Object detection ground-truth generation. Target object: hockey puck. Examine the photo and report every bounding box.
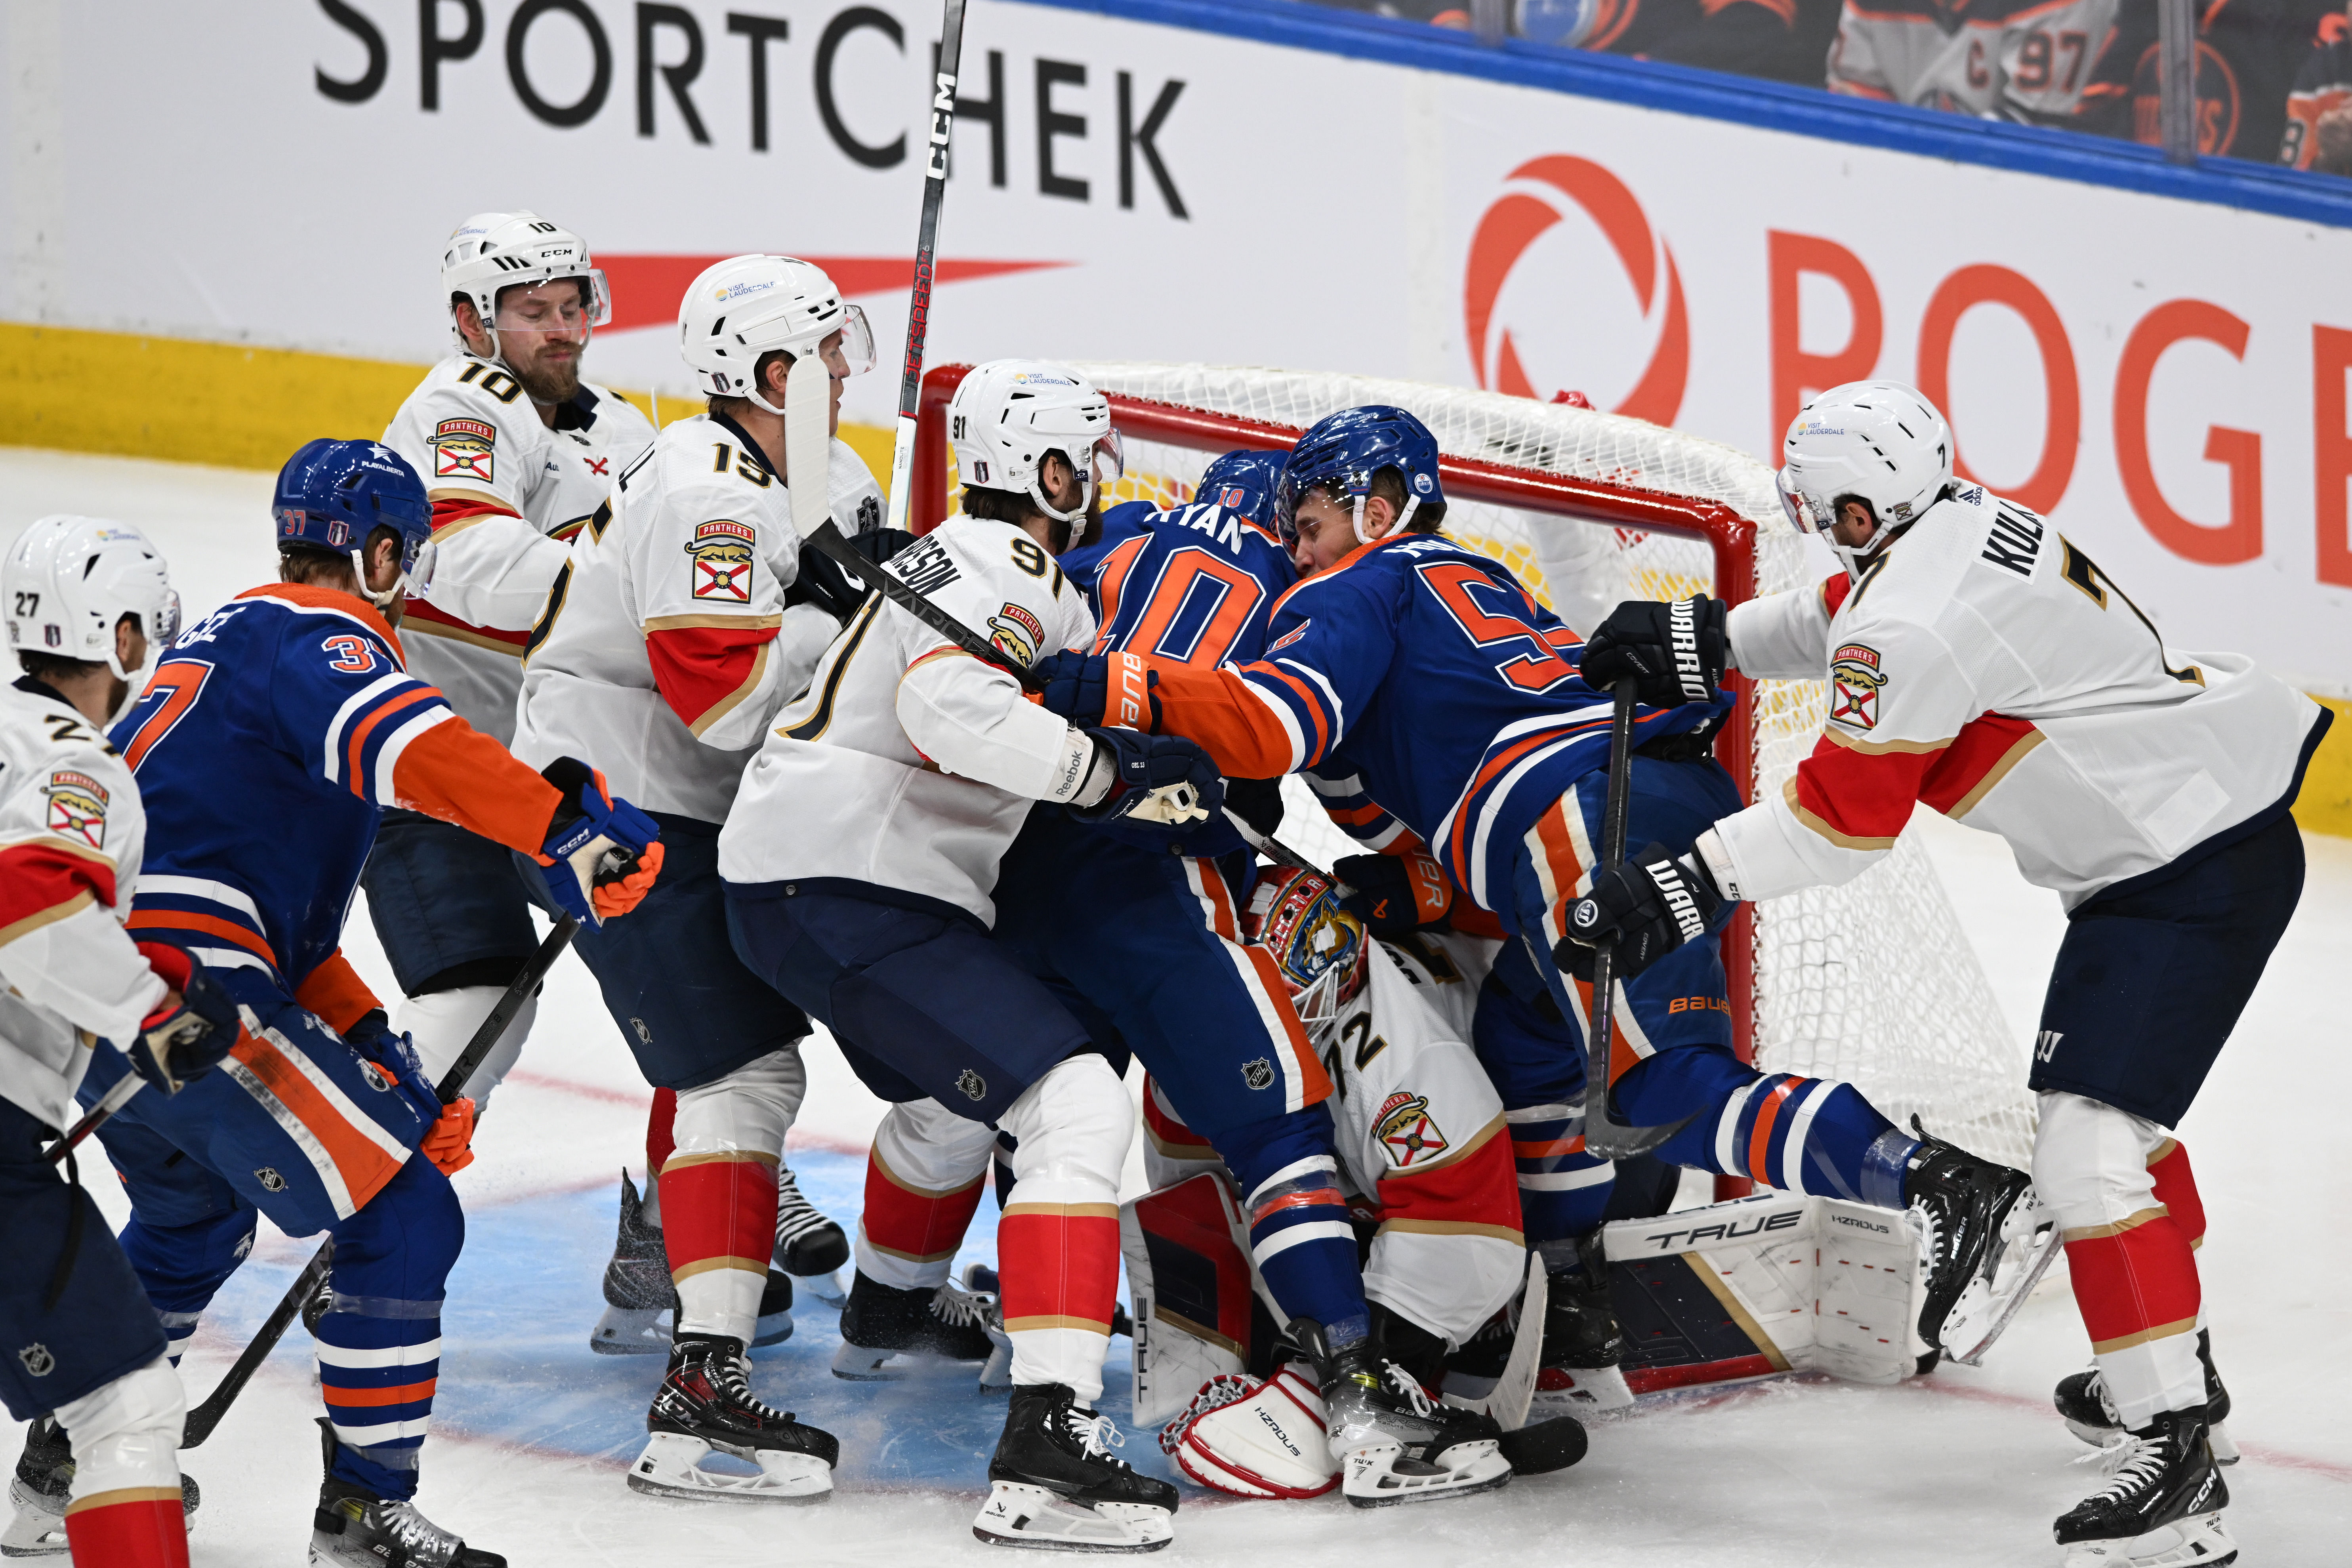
[1497,1416,1587,1475]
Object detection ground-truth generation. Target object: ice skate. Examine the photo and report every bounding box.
[2055,1330,2238,1464]
[1532,1237,1633,1413]
[590,1172,795,1354]
[4,1416,198,1558]
[1297,1320,1513,1508]
[974,1383,1176,1551]
[311,1421,501,1566]
[773,1164,851,1296]
[1901,1124,2035,1360]
[626,1333,837,1503]
[2054,1407,2235,1568]
[1936,1173,2058,1366]
[830,1270,996,1379]
[958,1263,1016,1392]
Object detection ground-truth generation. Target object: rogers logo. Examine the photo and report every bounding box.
[1464,155,1688,426]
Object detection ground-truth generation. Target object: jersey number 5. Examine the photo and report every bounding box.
[1418,561,1577,692]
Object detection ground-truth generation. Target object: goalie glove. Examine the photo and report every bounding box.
[1065,727,1222,827]
[535,757,665,927]
[126,943,239,1094]
[1555,842,1726,979]
[1576,595,1728,708]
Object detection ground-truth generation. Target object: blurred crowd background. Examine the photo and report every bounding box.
[1313,0,2352,173]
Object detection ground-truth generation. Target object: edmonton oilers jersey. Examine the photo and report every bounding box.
[1230,534,1728,922]
[1076,497,1298,857]
[109,585,460,992]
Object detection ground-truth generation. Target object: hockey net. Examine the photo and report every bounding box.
[913,364,2036,1171]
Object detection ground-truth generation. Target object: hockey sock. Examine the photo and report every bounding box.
[1506,1102,1613,1244]
[2036,1091,2204,1427]
[1614,1048,1913,1205]
[996,1056,1131,1406]
[318,1154,462,1499]
[643,1088,677,1228]
[663,1048,807,1341]
[2147,1137,2205,1250]
[392,982,537,1108]
[118,1204,259,1366]
[1217,1106,1369,1351]
[56,1359,186,1568]
[856,1099,996,1290]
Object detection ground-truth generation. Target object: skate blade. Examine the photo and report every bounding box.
[1532,1363,1635,1413]
[795,1268,849,1309]
[750,1307,795,1349]
[1340,1440,1514,1509]
[830,1341,984,1381]
[2060,1510,2237,1568]
[1944,1215,2061,1367]
[625,1432,833,1504]
[2208,1422,2239,1466]
[972,1483,1172,1552]
[590,1303,673,1357]
[978,1339,1015,1393]
[1,1482,66,1558]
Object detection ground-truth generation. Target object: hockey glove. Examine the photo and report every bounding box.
[1225,776,1286,844]
[420,1098,477,1176]
[1069,727,1223,827]
[1333,850,1454,937]
[1555,842,1725,979]
[1032,650,1160,731]
[536,757,666,927]
[790,527,917,621]
[127,943,239,1093]
[1577,596,1729,708]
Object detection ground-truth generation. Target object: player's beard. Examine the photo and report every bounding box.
[507,339,584,406]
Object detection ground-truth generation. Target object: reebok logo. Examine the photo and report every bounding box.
[1669,597,1706,700]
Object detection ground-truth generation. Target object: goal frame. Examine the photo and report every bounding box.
[912,361,1765,1088]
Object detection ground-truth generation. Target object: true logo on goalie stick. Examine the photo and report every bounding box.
[1828,643,1885,731]
[957,1068,988,1102]
[430,417,496,483]
[988,602,1045,666]
[1373,1091,1448,1167]
[1240,1058,1275,1091]
[43,770,109,850]
[686,519,756,603]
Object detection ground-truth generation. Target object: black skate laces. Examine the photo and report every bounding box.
[689,1345,796,1423]
[773,1170,834,1246]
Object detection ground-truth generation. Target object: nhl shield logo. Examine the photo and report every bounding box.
[1241,1058,1276,1091]
[957,1068,988,1102]
[359,1061,391,1092]
[256,1167,288,1193]
[17,1343,54,1377]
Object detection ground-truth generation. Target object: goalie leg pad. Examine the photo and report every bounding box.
[1166,1366,1337,1499]
[1120,1175,1260,1430]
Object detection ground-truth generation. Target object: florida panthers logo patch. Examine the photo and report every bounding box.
[431,417,496,483]
[687,519,756,603]
[1373,1091,1448,1169]
[1241,1058,1276,1091]
[1828,643,1886,731]
[957,1068,988,1102]
[43,770,109,850]
[988,603,1044,667]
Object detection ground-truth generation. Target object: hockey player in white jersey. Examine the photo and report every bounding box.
[513,254,892,1498]
[1566,380,2328,1568]
[0,517,233,1566]
[721,360,1214,1550]
[371,212,657,1104]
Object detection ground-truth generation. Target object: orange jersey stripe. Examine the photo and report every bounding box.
[229,1030,404,1207]
[293,951,383,1036]
[1747,1077,1801,1184]
[127,910,277,967]
[320,1378,437,1408]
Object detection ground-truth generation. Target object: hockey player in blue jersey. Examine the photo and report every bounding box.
[86,439,663,1568]
[1030,406,2036,1382]
[1003,449,1517,1506]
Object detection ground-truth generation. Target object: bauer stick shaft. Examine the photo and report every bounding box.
[803,521,1323,871]
[1581,680,1698,1160]
[181,915,580,1448]
[883,0,969,533]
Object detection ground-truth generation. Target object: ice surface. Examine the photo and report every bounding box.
[3,450,2345,1564]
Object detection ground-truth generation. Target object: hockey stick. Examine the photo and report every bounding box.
[802,521,1323,869]
[45,1072,146,1166]
[181,915,581,1448]
[882,0,969,532]
[1581,680,1699,1161]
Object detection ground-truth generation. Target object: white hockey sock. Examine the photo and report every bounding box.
[393,984,539,1106]
[994,1055,1133,1406]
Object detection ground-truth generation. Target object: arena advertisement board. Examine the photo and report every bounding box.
[6,0,2351,686]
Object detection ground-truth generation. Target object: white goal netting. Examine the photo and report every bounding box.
[986,363,2037,1170]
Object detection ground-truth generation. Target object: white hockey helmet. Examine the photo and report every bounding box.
[677,254,875,417]
[947,360,1123,526]
[1777,380,1953,570]
[441,211,611,350]
[4,515,180,719]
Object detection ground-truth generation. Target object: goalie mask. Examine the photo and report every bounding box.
[441,211,611,358]
[1242,867,1368,1031]
[677,254,875,418]
[947,360,1124,527]
[4,515,181,725]
[1777,381,1953,578]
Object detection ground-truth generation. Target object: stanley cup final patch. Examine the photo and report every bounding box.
[1828,643,1887,731]
[430,417,497,483]
[686,519,757,603]
[43,770,109,850]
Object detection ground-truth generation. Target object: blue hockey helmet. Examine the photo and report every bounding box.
[1274,405,1445,547]
[272,439,435,607]
[1196,449,1286,534]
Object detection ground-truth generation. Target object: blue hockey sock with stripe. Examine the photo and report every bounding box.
[1215,1106,1370,1351]
[1504,1102,1614,1246]
[1614,1046,1919,1207]
[317,1154,463,1499]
